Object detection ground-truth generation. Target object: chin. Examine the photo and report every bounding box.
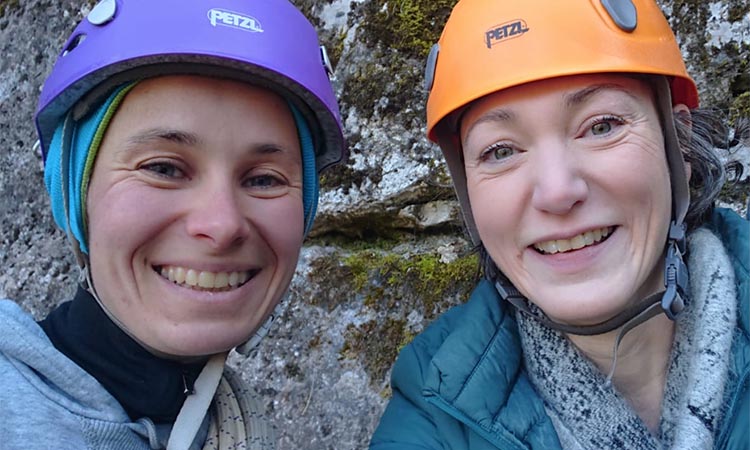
[161,341,237,358]
[533,295,632,327]
[150,327,253,358]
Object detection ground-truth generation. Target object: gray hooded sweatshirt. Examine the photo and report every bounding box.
[0,299,206,449]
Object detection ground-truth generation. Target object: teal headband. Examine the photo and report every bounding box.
[44,82,320,254]
[292,103,319,235]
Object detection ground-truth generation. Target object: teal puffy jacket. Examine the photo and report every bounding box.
[370,208,749,449]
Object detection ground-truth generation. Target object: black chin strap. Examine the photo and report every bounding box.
[497,283,667,337]
[495,220,690,382]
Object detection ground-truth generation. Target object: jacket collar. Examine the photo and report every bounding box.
[709,208,749,337]
[421,280,555,446]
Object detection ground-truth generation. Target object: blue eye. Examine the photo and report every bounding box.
[246,174,282,189]
[492,146,515,160]
[591,121,612,135]
[142,162,185,179]
[481,143,517,162]
[588,116,624,137]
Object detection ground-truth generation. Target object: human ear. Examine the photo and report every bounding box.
[672,103,691,128]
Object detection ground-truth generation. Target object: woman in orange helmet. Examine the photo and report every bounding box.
[370,0,748,449]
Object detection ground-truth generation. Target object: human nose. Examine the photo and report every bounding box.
[529,145,588,215]
[185,180,251,250]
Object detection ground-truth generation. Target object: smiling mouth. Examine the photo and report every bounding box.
[155,265,259,291]
[533,226,614,255]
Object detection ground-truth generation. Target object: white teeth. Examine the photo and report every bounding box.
[174,267,186,284]
[215,272,229,287]
[228,271,239,287]
[198,271,215,288]
[158,266,254,290]
[570,234,585,250]
[534,227,613,255]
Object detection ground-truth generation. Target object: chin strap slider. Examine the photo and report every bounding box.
[661,221,689,320]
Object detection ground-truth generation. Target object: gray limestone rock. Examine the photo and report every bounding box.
[0,1,748,449]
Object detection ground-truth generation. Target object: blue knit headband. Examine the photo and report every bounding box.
[44,82,319,254]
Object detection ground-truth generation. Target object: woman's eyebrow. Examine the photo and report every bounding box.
[563,83,639,108]
[463,108,515,142]
[127,128,201,147]
[122,129,296,159]
[254,144,284,155]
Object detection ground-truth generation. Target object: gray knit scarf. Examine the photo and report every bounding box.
[517,228,738,450]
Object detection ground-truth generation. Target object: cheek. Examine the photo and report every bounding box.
[254,197,305,260]
[467,169,522,228]
[87,186,179,260]
[609,149,672,212]
[467,176,522,259]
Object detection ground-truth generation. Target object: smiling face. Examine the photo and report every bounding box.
[86,75,304,356]
[461,74,672,325]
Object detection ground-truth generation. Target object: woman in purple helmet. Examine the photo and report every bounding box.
[0,0,344,448]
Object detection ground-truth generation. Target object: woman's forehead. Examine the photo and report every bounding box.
[460,73,654,135]
[107,75,297,142]
[120,75,289,114]
[94,75,302,170]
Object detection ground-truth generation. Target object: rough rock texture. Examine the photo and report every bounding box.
[0,1,747,449]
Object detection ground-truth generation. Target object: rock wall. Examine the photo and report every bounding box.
[0,1,747,448]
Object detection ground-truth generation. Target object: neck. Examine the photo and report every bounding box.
[567,314,675,433]
[39,286,208,422]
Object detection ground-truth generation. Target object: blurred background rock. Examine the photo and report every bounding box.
[0,0,747,448]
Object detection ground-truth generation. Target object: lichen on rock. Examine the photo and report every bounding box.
[326,242,479,387]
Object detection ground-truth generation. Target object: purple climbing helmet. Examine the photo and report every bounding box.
[35,0,345,171]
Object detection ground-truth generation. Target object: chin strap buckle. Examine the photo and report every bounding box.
[661,221,689,320]
[494,279,530,311]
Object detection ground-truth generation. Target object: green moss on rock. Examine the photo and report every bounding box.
[0,0,20,17]
[343,249,478,313]
[727,1,749,22]
[341,0,457,120]
[719,175,749,207]
[730,92,750,124]
[319,160,383,192]
[308,244,478,386]
[663,0,749,109]
[337,248,478,386]
[306,252,358,311]
[326,28,348,69]
[341,318,409,386]
[357,0,457,59]
[340,57,424,120]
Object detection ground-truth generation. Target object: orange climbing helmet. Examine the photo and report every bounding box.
[425,0,698,141]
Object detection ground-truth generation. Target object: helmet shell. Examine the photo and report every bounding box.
[35,0,344,171]
[426,0,698,140]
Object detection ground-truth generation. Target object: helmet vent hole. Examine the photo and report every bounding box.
[320,46,334,79]
[424,44,440,92]
[61,34,87,57]
[87,0,117,26]
[601,0,637,32]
